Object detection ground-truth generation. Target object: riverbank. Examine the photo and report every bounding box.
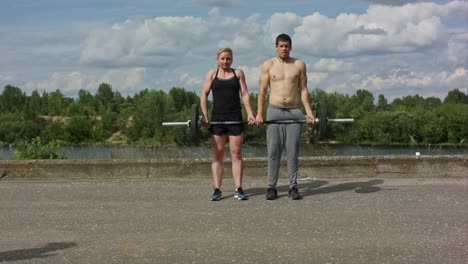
[1,155,466,181]
[2,144,467,160]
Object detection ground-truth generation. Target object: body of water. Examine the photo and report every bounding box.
[1,144,467,160]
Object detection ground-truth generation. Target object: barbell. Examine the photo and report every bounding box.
[162,103,354,141]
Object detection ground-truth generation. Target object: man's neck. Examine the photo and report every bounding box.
[276,56,290,63]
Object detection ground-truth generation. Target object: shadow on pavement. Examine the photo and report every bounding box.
[0,242,77,262]
[301,179,384,196]
[245,179,384,198]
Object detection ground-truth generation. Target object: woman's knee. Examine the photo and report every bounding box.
[212,149,225,162]
[229,144,242,160]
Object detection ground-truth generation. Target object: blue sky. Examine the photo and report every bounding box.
[1,0,466,101]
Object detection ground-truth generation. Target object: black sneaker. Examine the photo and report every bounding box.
[288,187,302,200]
[266,188,278,200]
[211,188,222,201]
[234,188,249,200]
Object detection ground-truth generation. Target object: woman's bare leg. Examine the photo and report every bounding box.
[211,134,226,188]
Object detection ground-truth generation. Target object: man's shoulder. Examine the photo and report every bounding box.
[261,58,276,70]
[262,57,276,65]
[263,57,305,65]
[290,57,305,65]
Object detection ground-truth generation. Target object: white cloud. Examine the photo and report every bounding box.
[365,1,466,23]
[78,1,465,67]
[31,68,149,96]
[359,68,468,95]
[179,72,203,88]
[100,68,147,93]
[447,32,468,67]
[309,72,329,88]
[237,65,261,91]
[313,59,354,73]
[37,72,90,95]
[358,0,423,5]
[264,12,303,42]
[292,1,466,56]
[208,7,220,17]
[310,64,468,100]
[229,14,264,54]
[0,74,13,84]
[1,1,466,101]
[80,16,211,67]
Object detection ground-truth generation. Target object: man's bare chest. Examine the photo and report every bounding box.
[269,59,300,81]
[270,67,300,83]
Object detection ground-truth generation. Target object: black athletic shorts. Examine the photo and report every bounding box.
[209,124,245,136]
[209,112,245,136]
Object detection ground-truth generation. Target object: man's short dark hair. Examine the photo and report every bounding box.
[276,33,292,46]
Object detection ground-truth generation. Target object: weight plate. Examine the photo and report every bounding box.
[316,103,327,140]
[190,104,199,143]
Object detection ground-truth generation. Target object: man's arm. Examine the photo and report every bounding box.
[256,61,270,124]
[299,61,314,124]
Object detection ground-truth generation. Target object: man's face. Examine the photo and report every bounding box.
[276,41,291,59]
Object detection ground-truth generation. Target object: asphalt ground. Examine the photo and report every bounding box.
[0,178,467,264]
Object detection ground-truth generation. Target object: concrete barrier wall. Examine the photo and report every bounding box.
[0,155,466,181]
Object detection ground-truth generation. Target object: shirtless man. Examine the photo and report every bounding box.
[256,33,314,200]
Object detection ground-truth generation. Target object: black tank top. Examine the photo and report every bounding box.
[210,68,242,119]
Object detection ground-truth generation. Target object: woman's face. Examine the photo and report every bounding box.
[217,51,233,69]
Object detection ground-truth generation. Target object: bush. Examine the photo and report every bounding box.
[11,137,63,160]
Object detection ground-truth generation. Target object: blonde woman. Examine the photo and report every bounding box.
[200,47,255,201]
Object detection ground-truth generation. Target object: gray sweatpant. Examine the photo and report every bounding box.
[266,105,303,189]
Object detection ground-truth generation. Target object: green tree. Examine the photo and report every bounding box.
[48,90,66,115]
[424,97,442,109]
[41,120,67,142]
[95,83,115,113]
[113,90,125,114]
[355,111,418,144]
[0,85,26,113]
[376,94,388,111]
[65,115,93,144]
[349,89,374,117]
[355,113,386,144]
[415,110,444,144]
[169,87,199,112]
[100,110,118,139]
[125,89,174,143]
[383,111,418,143]
[391,95,425,111]
[0,113,42,143]
[322,92,352,142]
[310,88,328,105]
[78,89,95,116]
[41,91,49,114]
[444,89,467,104]
[24,90,42,118]
[438,104,468,143]
[91,122,105,142]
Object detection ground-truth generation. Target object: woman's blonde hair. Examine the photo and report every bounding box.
[217,47,233,58]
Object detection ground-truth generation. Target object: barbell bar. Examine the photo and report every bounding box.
[162,103,354,141]
[162,118,353,126]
